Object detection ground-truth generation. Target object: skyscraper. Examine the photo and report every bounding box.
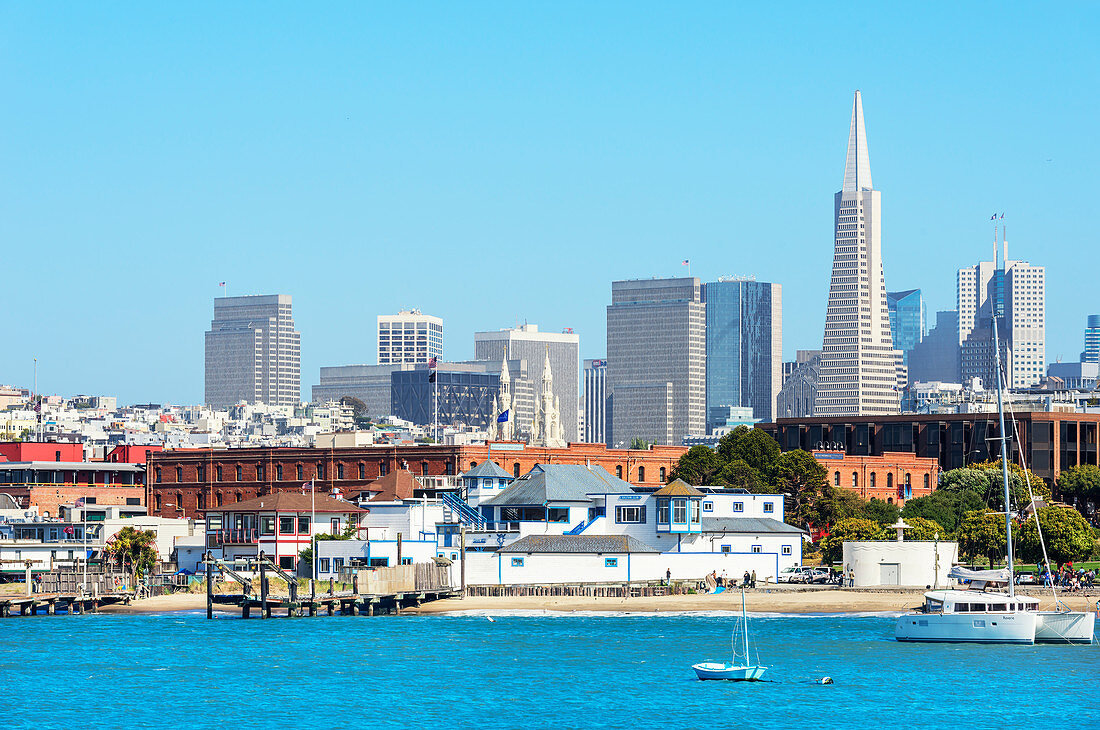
[1082,315,1100,364]
[814,91,900,416]
[205,294,301,408]
[606,277,706,445]
[377,310,443,364]
[887,289,926,366]
[907,310,961,385]
[474,324,580,442]
[583,358,607,444]
[957,243,1045,388]
[703,278,782,427]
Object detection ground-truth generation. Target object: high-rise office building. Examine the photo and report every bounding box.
[907,311,961,385]
[474,325,579,442]
[703,278,782,427]
[957,243,1045,388]
[583,358,607,444]
[606,277,706,446]
[377,310,443,365]
[887,289,925,366]
[1082,315,1100,364]
[814,91,899,416]
[205,294,301,408]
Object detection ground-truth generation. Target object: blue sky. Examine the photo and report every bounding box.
[2,4,1097,404]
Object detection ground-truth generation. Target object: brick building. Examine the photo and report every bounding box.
[146,442,689,519]
[0,442,146,516]
[760,411,1100,486]
[812,450,939,505]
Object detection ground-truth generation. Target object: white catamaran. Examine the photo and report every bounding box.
[895,234,1095,645]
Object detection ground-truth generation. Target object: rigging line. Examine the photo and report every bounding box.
[1005,407,1061,606]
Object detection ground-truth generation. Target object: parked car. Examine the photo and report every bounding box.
[777,566,806,583]
[1015,572,1038,585]
[807,567,832,584]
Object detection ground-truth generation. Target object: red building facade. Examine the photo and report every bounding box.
[812,450,940,506]
[146,442,689,519]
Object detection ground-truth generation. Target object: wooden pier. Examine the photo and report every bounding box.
[0,592,129,617]
[204,553,458,619]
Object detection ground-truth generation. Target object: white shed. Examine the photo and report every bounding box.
[842,540,958,588]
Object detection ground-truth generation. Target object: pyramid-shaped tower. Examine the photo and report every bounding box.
[814,91,900,416]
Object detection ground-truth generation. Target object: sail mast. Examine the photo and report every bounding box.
[991,227,1015,598]
[741,588,749,662]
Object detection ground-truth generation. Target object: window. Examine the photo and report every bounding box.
[616,465,623,479]
[401,558,413,566]
[702,501,714,512]
[296,464,303,480]
[257,465,265,481]
[298,517,310,533]
[720,544,731,554]
[358,463,365,479]
[615,506,645,523]
[763,502,775,513]
[337,464,345,480]
[154,494,162,511]
[511,557,524,567]
[513,463,520,478]
[235,492,242,503]
[368,558,387,567]
[236,465,243,481]
[279,517,295,534]
[733,502,744,513]
[216,493,223,507]
[689,499,700,523]
[317,463,324,480]
[659,467,666,481]
[657,499,670,523]
[176,467,182,482]
[260,517,275,536]
[333,557,344,572]
[887,473,894,489]
[276,465,284,481]
[319,558,331,573]
[870,472,876,488]
[215,466,223,482]
[834,471,840,486]
[331,518,340,533]
[197,465,205,482]
[547,507,570,523]
[279,556,295,570]
[154,467,162,483]
[604,558,618,568]
[673,499,687,523]
[637,466,645,482]
[782,545,792,556]
[852,472,858,488]
[924,474,930,490]
[175,492,182,510]
[197,493,206,509]
[751,545,762,554]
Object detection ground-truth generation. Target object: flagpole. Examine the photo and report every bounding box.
[311,479,316,597]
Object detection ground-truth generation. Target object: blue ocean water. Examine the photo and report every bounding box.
[4,610,1096,729]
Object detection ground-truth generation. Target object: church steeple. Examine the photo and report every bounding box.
[842,90,873,193]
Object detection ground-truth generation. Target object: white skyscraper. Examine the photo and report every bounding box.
[957,241,1045,389]
[814,91,900,416]
[377,310,443,365]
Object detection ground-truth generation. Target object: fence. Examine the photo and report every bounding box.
[338,563,453,594]
[34,568,133,596]
[465,582,690,599]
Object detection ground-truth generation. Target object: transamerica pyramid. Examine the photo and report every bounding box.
[813,91,900,416]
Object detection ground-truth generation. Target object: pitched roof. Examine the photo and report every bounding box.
[654,479,705,497]
[499,534,660,554]
[462,460,512,479]
[205,492,364,513]
[482,464,634,506]
[702,517,805,535]
[361,469,420,502]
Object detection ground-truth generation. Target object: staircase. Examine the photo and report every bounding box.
[565,515,601,535]
[441,491,487,529]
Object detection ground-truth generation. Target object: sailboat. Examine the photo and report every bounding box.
[692,589,766,680]
[895,234,1095,645]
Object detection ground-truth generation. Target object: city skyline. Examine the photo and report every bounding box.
[3,6,1097,404]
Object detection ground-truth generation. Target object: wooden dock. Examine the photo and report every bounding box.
[0,592,130,617]
[204,553,458,619]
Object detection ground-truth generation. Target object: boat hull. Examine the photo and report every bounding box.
[895,611,1036,644]
[1035,611,1095,644]
[692,663,767,681]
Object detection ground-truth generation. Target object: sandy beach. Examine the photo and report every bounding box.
[81,587,1100,615]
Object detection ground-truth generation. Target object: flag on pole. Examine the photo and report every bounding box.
[428,356,438,383]
[990,214,997,220]
[219,282,226,286]
[682,259,689,265]
[497,409,510,423]
[1000,213,1005,219]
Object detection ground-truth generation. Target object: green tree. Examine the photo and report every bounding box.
[956,510,1007,566]
[1017,506,1094,566]
[821,518,884,564]
[715,426,751,464]
[668,445,722,486]
[104,526,159,578]
[772,449,828,527]
[715,459,765,492]
[726,428,781,478]
[963,459,1053,507]
[901,489,983,535]
[897,516,945,541]
[1056,464,1100,506]
[629,437,651,450]
[804,484,867,530]
[862,497,900,526]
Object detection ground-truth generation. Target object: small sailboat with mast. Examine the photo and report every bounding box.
[692,589,766,681]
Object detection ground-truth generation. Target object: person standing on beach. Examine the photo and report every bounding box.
[665,568,671,586]
[750,570,757,588]
[742,570,750,588]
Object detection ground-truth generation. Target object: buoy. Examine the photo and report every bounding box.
[819,677,834,685]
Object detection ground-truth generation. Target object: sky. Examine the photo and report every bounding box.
[2,4,1098,404]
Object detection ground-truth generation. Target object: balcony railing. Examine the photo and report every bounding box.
[211,528,259,545]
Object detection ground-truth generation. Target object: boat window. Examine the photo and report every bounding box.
[989,603,1006,612]
[955,603,969,612]
[926,599,943,613]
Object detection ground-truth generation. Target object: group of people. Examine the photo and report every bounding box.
[1039,563,1095,592]
[705,569,757,589]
